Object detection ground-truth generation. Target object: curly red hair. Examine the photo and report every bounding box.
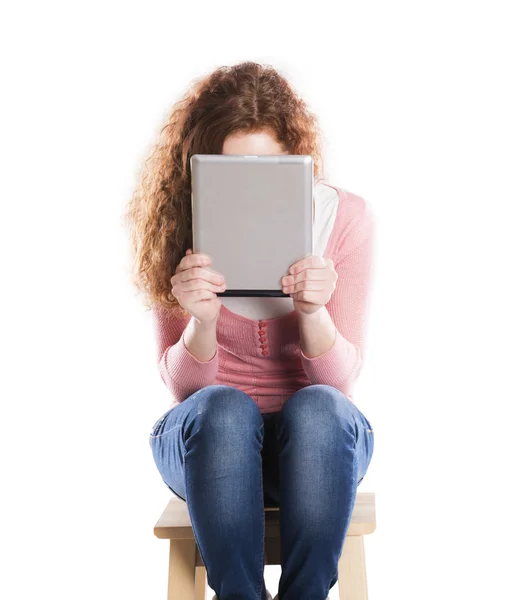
[123,61,326,314]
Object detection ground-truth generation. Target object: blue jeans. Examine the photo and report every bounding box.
[149,384,374,600]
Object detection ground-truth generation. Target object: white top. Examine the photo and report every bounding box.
[221,181,340,319]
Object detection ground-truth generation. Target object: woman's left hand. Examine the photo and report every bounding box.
[281,256,338,316]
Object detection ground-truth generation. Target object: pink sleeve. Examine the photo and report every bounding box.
[300,201,375,397]
[152,303,219,403]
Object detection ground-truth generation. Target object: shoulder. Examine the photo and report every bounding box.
[152,300,190,327]
[328,185,375,261]
[315,181,339,202]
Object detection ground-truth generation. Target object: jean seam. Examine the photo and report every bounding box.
[148,424,182,439]
[358,421,374,483]
[183,418,210,588]
[258,419,265,600]
[258,460,265,600]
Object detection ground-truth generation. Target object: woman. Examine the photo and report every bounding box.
[125,61,375,600]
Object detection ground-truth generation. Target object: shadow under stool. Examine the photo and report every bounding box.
[153,491,376,600]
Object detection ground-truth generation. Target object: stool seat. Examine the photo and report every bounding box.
[153,491,376,599]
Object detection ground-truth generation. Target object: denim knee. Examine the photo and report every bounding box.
[195,385,264,434]
[281,384,357,432]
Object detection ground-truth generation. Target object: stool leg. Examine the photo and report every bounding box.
[337,535,368,600]
[195,566,208,600]
[168,539,196,600]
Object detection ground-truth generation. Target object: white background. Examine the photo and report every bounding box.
[1,1,511,599]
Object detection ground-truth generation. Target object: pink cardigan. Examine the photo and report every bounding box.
[152,182,375,413]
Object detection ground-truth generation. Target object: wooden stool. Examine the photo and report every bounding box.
[153,491,376,600]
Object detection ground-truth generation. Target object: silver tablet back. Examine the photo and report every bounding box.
[190,154,313,297]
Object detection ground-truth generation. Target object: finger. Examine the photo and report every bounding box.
[285,280,326,293]
[173,265,225,287]
[183,288,219,304]
[289,255,327,275]
[175,250,212,274]
[282,268,328,286]
[292,290,326,303]
[176,278,226,295]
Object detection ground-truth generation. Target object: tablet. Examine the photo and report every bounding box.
[190,154,313,297]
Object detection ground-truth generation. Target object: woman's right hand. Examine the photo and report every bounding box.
[171,248,226,323]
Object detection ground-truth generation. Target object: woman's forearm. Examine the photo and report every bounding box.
[183,315,219,362]
[297,306,337,358]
